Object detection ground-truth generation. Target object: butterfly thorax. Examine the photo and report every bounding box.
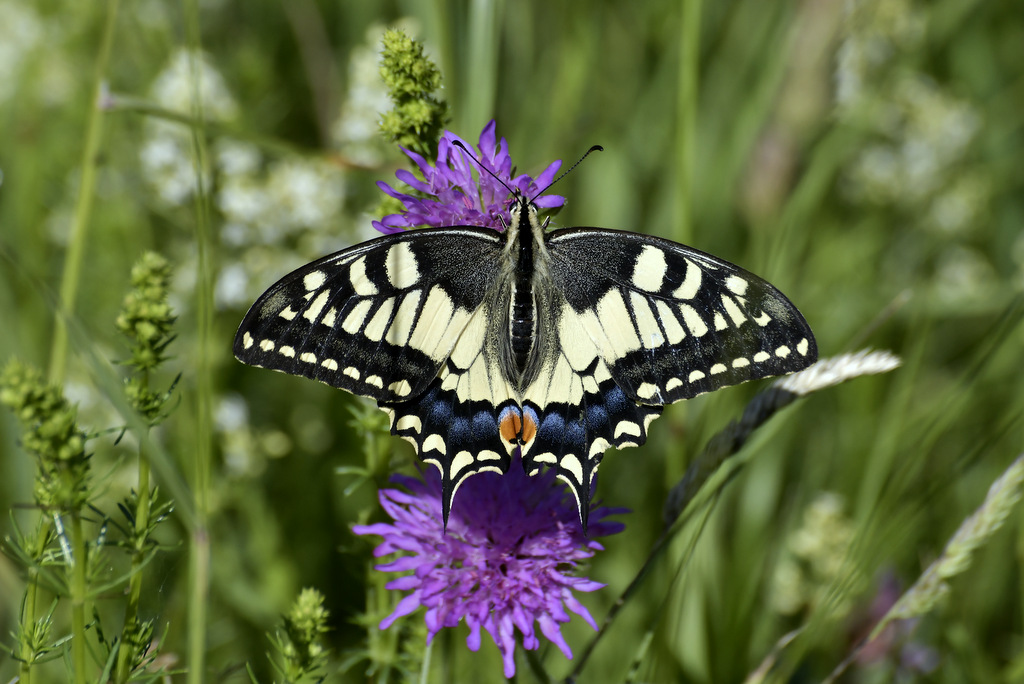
[497,197,560,394]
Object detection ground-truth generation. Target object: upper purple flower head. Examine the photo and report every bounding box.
[373,120,565,234]
[353,456,625,678]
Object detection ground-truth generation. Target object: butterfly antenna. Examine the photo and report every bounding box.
[451,139,518,198]
[531,144,603,202]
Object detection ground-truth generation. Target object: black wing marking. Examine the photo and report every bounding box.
[233,227,505,403]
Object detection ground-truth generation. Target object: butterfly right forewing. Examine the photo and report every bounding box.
[544,227,817,406]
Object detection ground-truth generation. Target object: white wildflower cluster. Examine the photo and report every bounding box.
[215,141,346,244]
[217,393,261,477]
[932,246,998,307]
[771,492,856,617]
[150,50,238,122]
[140,50,238,205]
[0,2,43,105]
[139,51,347,309]
[331,26,392,167]
[214,393,296,478]
[0,1,73,107]
[835,0,924,111]
[836,0,989,236]
[843,77,983,222]
[213,140,346,309]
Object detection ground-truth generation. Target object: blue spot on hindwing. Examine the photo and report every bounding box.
[537,411,566,441]
[523,404,539,430]
[471,410,495,440]
[604,385,631,414]
[585,403,609,431]
[449,417,471,445]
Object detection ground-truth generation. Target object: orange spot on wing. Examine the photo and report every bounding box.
[521,411,537,445]
[499,408,522,445]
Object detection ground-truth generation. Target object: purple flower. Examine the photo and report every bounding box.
[352,458,625,678]
[373,120,565,234]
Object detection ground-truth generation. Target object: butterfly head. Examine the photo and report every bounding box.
[504,194,550,247]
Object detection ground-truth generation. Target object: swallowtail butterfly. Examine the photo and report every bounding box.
[234,195,817,529]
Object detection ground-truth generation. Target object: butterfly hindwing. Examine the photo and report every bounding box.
[520,349,663,529]
[509,227,817,520]
[382,300,519,522]
[234,227,505,403]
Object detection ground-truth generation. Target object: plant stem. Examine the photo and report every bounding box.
[48,0,121,384]
[675,0,702,246]
[113,443,152,683]
[183,1,214,681]
[463,0,500,133]
[188,529,210,684]
[69,513,89,684]
[19,517,54,684]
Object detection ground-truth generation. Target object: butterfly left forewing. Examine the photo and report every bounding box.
[234,226,506,402]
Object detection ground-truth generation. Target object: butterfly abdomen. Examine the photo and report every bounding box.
[509,281,535,375]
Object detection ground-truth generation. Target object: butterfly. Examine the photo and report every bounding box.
[234,194,817,530]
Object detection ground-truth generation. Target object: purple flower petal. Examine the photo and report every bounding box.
[350,522,394,537]
[380,592,422,629]
[538,613,573,658]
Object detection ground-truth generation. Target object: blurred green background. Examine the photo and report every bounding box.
[1,0,1022,681]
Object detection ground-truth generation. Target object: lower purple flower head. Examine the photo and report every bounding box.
[373,120,565,233]
[353,457,625,678]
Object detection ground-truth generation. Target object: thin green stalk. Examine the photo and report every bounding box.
[18,597,34,684]
[113,446,151,683]
[49,0,121,384]
[523,647,552,684]
[69,513,88,684]
[368,569,399,682]
[675,0,702,246]
[463,0,501,133]
[188,534,210,684]
[20,517,54,684]
[429,0,454,113]
[183,1,214,681]
[418,638,433,684]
